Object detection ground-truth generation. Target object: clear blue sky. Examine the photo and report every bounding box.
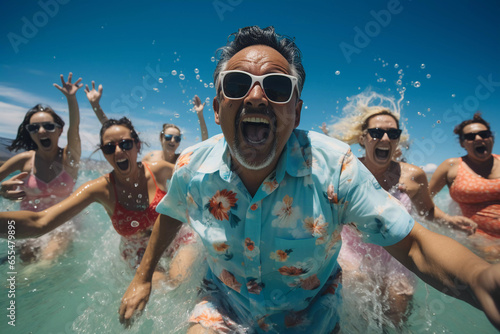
[1,0,499,171]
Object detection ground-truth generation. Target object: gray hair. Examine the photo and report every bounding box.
[213,26,305,98]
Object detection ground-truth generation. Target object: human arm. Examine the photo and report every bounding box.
[385,223,500,330]
[429,158,458,197]
[85,81,108,124]
[0,177,106,238]
[319,122,329,135]
[0,152,31,200]
[119,214,182,325]
[193,95,208,141]
[409,164,477,234]
[53,73,83,174]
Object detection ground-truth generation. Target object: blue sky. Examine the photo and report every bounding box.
[1,0,499,171]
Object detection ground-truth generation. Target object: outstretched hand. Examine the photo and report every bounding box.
[118,277,152,327]
[473,263,500,330]
[84,81,103,105]
[192,95,205,115]
[53,72,83,97]
[0,172,28,201]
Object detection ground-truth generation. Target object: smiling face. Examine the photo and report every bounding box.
[161,126,181,154]
[101,125,140,175]
[461,123,494,162]
[361,114,399,170]
[213,45,302,173]
[29,112,63,152]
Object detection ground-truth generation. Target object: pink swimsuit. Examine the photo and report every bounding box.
[449,155,500,238]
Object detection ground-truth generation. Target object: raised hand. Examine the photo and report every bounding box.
[53,72,83,97]
[192,95,205,116]
[84,81,103,105]
[319,122,329,135]
[0,172,28,201]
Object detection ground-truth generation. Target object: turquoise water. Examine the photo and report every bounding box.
[0,163,497,333]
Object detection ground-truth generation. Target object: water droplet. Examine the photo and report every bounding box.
[205,97,210,104]
[451,94,456,98]
[209,83,214,88]
[152,40,155,45]
[335,70,340,75]
[171,70,177,76]
[396,80,402,86]
[138,194,143,199]
[194,68,199,74]
[131,221,139,228]
[34,199,40,204]
[196,74,200,80]
[426,74,431,79]
[179,74,185,80]
[134,183,139,187]
[153,87,159,92]
[394,64,399,69]
[427,108,431,111]
[437,120,441,124]
[128,194,132,199]
[204,83,208,88]
[420,64,425,69]
[211,56,215,62]
[174,113,180,118]
[413,81,421,88]
[158,78,163,84]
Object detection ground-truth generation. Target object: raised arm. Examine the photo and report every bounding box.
[85,81,108,125]
[193,95,208,141]
[53,72,83,175]
[0,176,107,238]
[119,214,182,325]
[385,223,500,330]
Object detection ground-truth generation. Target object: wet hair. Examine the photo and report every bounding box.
[159,123,181,141]
[213,26,306,98]
[454,112,492,142]
[329,90,409,153]
[99,117,141,152]
[8,104,65,152]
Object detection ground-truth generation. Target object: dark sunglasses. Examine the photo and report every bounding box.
[462,130,492,141]
[100,139,135,155]
[25,122,61,134]
[367,128,402,140]
[218,70,298,104]
[164,134,181,143]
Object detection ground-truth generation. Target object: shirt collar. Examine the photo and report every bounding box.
[197,130,312,181]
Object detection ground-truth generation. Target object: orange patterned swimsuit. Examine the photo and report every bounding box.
[450,155,500,238]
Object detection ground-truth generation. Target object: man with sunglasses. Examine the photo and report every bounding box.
[120,26,500,332]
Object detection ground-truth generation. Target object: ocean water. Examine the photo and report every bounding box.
[0,162,498,333]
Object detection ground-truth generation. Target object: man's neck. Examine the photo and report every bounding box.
[232,160,276,197]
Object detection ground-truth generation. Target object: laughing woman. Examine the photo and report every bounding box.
[429,112,500,261]
[0,118,198,285]
[324,91,476,328]
[0,73,82,263]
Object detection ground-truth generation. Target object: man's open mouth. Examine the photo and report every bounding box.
[241,117,271,144]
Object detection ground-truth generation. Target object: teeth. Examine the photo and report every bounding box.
[377,147,389,151]
[242,117,269,124]
[117,159,127,162]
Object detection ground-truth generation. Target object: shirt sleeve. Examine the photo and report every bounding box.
[337,151,414,247]
[156,166,191,224]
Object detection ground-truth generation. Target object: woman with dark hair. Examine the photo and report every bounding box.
[430,112,500,258]
[0,117,198,285]
[0,73,82,262]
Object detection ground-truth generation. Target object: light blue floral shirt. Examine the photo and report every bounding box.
[156,130,414,330]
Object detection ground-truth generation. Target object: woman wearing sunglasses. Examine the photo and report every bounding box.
[0,73,83,263]
[0,117,198,285]
[323,91,476,328]
[143,95,209,164]
[429,112,500,258]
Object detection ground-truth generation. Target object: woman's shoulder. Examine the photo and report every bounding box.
[142,150,163,162]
